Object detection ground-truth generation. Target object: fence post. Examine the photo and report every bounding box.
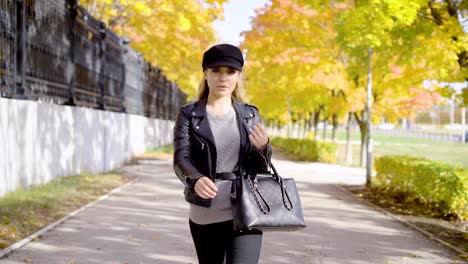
[66,0,77,106]
[165,79,170,120]
[13,0,26,99]
[98,22,106,110]
[0,0,14,97]
[120,38,130,112]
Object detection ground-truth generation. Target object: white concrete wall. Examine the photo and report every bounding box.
[0,98,174,196]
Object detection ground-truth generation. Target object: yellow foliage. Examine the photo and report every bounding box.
[83,0,228,99]
[242,0,465,128]
[242,0,352,122]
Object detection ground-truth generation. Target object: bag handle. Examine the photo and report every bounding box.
[278,176,293,211]
[247,162,294,212]
[248,177,271,214]
[270,163,294,211]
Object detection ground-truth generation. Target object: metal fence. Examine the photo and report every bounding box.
[0,0,186,119]
[374,128,466,143]
[0,0,15,97]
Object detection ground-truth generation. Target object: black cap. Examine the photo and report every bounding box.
[202,44,244,71]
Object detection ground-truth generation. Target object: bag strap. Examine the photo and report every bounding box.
[270,163,294,211]
[278,177,294,210]
[248,177,271,214]
[244,162,294,212]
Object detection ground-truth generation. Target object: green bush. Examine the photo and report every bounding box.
[375,155,468,220]
[271,137,337,163]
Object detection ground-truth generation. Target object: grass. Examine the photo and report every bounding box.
[335,141,468,168]
[141,134,468,168]
[0,172,129,250]
[133,144,174,161]
[334,130,464,145]
[330,130,468,168]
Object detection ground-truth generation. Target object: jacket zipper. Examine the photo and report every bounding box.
[194,135,205,150]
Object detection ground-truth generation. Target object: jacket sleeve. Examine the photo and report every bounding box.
[248,108,272,174]
[173,108,204,192]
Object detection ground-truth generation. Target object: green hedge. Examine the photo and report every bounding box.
[271,137,337,163]
[375,155,468,220]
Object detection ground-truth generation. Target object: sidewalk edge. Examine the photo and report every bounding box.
[0,177,141,259]
[334,184,467,257]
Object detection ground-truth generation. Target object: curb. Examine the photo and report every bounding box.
[334,184,468,258]
[0,177,141,259]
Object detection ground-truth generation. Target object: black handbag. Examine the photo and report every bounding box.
[231,163,306,232]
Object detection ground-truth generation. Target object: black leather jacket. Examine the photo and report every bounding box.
[173,97,272,207]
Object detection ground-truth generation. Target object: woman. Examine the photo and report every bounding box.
[173,44,272,264]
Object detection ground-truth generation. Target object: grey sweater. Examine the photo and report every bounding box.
[189,106,240,225]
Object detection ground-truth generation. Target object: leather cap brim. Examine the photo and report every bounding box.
[204,60,242,72]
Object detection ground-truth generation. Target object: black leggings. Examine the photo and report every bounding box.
[189,219,263,264]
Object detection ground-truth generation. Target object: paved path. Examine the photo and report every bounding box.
[1,155,465,264]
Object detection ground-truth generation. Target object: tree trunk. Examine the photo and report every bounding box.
[346,112,353,165]
[313,111,320,141]
[332,112,338,142]
[402,118,407,130]
[450,95,455,126]
[354,112,368,167]
[322,119,327,141]
[296,113,302,138]
[308,112,313,135]
[360,124,367,167]
[305,112,313,139]
[462,107,466,143]
[302,115,308,139]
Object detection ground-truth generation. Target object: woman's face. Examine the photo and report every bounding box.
[205,66,240,99]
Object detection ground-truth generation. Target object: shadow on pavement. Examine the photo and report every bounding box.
[2,160,463,264]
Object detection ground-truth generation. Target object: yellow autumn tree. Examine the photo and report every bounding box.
[242,0,465,168]
[337,0,464,165]
[82,0,227,99]
[242,0,351,140]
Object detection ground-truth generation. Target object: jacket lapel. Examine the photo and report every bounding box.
[190,97,255,150]
[232,98,255,135]
[232,98,256,149]
[190,98,216,147]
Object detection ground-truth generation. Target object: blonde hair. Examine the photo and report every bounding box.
[197,70,246,102]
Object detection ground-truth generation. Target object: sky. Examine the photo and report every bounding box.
[212,0,269,46]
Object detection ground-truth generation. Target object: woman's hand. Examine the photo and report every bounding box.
[194,176,218,199]
[248,123,269,150]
